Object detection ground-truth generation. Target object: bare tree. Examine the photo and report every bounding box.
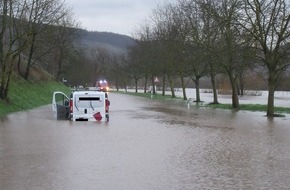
[21,0,68,79]
[199,0,252,109]
[151,3,188,98]
[0,0,30,100]
[241,0,290,116]
[126,40,144,93]
[48,12,80,81]
[134,24,152,93]
[133,22,163,95]
[179,0,210,102]
[0,0,76,100]
[0,0,11,100]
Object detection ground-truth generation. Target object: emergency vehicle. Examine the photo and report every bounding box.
[52,89,110,122]
[96,79,109,92]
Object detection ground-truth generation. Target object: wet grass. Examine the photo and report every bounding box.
[206,103,290,114]
[0,76,71,116]
[114,90,290,115]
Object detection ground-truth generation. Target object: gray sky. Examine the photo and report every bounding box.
[67,0,171,36]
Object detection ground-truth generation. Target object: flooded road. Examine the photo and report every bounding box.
[1,92,290,190]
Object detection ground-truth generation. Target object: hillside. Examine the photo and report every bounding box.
[78,30,135,53]
[0,66,71,116]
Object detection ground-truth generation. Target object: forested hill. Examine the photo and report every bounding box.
[78,29,135,53]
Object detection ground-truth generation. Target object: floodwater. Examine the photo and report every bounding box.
[1,92,290,190]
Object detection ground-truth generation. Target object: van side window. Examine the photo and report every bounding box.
[55,93,68,106]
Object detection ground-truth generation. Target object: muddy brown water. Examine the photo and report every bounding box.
[1,93,290,190]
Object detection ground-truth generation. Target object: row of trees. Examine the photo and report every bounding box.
[0,0,78,101]
[1,0,289,118]
[123,0,290,117]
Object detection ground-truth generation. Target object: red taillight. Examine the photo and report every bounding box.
[69,99,73,112]
[105,99,110,107]
[105,99,110,111]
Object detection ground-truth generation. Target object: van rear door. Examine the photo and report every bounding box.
[73,92,106,121]
[52,91,70,120]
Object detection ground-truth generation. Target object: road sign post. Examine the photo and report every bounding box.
[151,77,160,99]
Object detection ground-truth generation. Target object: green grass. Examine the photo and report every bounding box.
[207,103,290,114]
[114,90,290,114]
[0,76,71,116]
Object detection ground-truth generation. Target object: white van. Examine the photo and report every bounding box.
[52,90,110,122]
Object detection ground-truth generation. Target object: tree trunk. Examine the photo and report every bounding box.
[0,0,8,100]
[0,57,14,101]
[194,78,201,102]
[267,70,276,116]
[229,72,239,109]
[210,71,219,104]
[0,84,6,100]
[0,65,7,100]
[24,33,36,80]
[115,79,119,91]
[17,54,23,77]
[180,75,187,100]
[4,68,12,100]
[124,84,127,93]
[162,73,166,96]
[151,75,156,95]
[0,62,7,100]
[267,83,275,117]
[168,75,175,98]
[144,74,148,93]
[134,78,138,93]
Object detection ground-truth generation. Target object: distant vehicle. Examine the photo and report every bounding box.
[96,79,109,92]
[52,89,110,122]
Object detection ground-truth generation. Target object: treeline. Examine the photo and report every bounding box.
[0,0,135,103]
[0,0,79,101]
[117,0,290,117]
[2,0,290,118]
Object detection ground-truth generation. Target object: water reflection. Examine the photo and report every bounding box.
[139,100,290,189]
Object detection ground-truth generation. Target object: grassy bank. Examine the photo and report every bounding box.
[207,103,290,115]
[115,90,290,114]
[0,76,71,116]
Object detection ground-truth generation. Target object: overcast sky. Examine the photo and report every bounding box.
[67,0,173,37]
